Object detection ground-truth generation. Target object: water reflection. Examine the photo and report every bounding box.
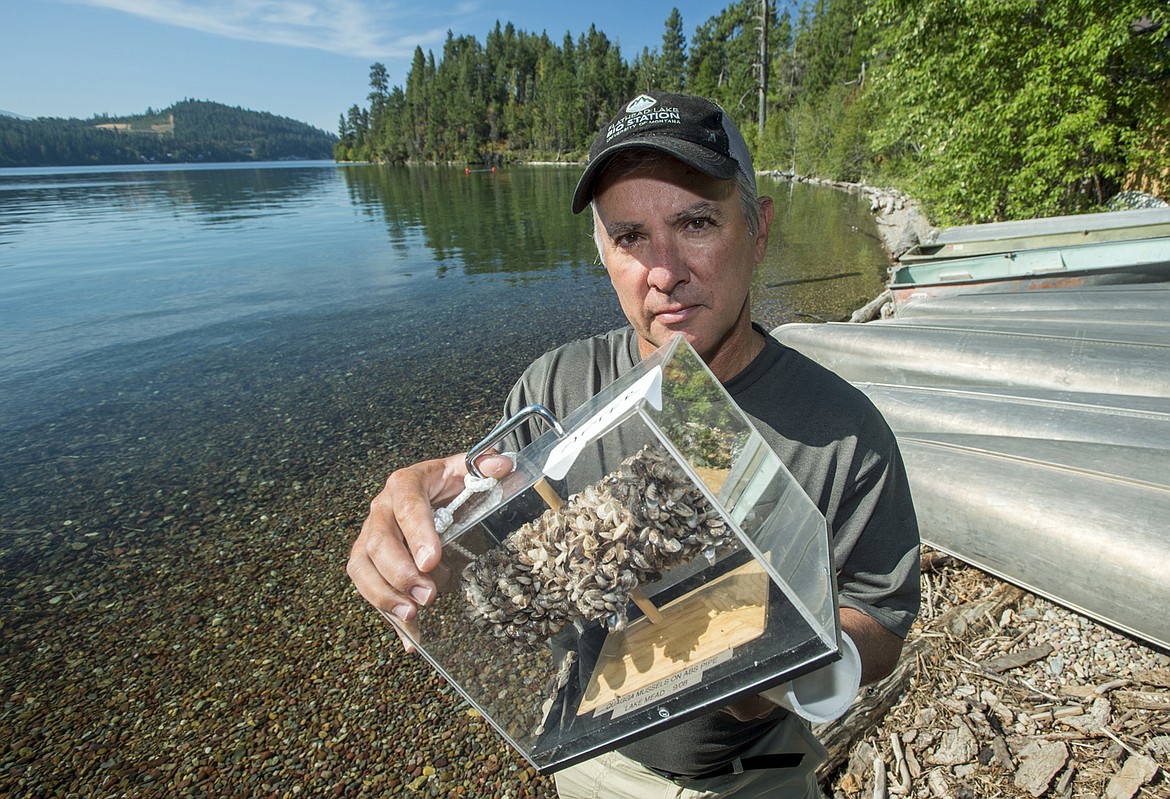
[0,165,891,405]
[0,162,627,433]
[753,177,890,325]
[341,165,600,277]
[336,166,890,315]
[0,162,341,238]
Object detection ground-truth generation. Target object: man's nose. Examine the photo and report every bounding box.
[645,236,688,292]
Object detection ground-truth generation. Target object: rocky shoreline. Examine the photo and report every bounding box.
[760,171,937,262]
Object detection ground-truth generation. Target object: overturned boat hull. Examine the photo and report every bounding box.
[772,285,1170,649]
[898,207,1170,262]
[889,236,1170,308]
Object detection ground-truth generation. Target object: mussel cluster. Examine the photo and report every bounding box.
[462,441,733,649]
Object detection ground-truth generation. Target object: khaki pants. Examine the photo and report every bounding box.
[553,713,827,799]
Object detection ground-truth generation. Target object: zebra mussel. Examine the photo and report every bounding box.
[462,441,733,649]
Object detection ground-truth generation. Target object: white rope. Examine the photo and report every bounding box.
[433,454,514,534]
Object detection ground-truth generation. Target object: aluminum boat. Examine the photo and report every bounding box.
[772,285,1170,649]
[898,207,1170,262]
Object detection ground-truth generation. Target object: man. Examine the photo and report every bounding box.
[347,92,920,798]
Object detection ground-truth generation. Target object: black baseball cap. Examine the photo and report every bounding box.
[571,92,756,214]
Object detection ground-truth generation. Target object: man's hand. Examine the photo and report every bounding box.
[346,451,513,651]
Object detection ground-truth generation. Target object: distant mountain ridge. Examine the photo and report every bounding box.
[0,100,337,168]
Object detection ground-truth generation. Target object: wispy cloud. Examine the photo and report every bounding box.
[67,0,461,59]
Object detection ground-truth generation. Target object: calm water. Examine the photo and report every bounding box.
[0,161,888,795]
[0,161,886,429]
[0,160,889,545]
[0,159,891,558]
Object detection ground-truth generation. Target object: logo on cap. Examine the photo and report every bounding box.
[625,95,657,114]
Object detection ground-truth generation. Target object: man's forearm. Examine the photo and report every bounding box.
[840,606,904,685]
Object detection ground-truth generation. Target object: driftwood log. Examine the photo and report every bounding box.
[849,289,893,323]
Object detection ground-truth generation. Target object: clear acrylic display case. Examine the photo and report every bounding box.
[385,335,842,773]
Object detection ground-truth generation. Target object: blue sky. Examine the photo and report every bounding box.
[2,0,737,134]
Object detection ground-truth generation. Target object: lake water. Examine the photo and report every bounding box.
[0,161,889,795]
[0,161,889,512]
[0,161,887,433]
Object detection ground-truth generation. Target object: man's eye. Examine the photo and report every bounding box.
[616,233,642,247]
[686,218,714,231]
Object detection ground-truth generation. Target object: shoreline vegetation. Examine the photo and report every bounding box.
[336,2,1169,227]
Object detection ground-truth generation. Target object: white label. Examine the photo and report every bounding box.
[543,368,663,480]
[592,648,734,720]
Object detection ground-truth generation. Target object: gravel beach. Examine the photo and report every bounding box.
[0,310,585,798]
[822,554,1170,799]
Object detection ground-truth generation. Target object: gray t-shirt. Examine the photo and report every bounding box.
[500,325,920,776]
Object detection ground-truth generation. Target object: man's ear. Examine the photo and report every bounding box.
[591,207,608,267]
[755,196,776,262]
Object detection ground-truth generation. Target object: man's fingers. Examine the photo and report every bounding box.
[347,534,420,618]
[347,531,426,655]
[360,509,438,604]
[388,455,474,572]
[474,452,515,479]
[388,488,442,573]
[377,608,421,653]
[346,451,502,656]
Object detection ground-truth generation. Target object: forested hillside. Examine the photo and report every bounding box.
[0,100,336,168]
[338,1,1170,224]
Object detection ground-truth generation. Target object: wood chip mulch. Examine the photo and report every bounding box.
[821,550,1169,799]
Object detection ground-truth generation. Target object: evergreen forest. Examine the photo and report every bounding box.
[336,1,1170,224]
[0,100,336,168]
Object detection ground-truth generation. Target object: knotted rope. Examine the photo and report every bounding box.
[432,455,514,534]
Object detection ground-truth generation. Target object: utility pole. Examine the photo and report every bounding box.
[758,0,768,136]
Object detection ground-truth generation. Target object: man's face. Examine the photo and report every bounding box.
[591,156,773,381]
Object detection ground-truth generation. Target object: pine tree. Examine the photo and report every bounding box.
[660,9,687,91]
